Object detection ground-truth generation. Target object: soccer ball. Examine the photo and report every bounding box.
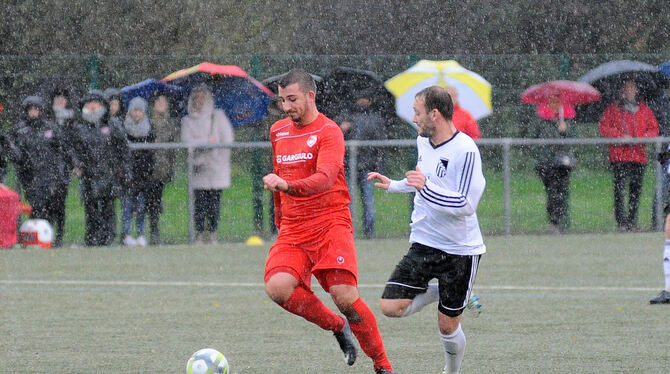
[186,348,229,374]
[19,219,53,248]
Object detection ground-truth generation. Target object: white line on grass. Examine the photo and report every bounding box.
[0,279,657,292]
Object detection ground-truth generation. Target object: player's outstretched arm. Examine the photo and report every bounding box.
[367,171,391,190]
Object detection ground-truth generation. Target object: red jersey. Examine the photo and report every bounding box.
[270,113,351,229]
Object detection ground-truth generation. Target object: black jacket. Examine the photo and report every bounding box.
[70,91,132,199]
[5,96,73,203]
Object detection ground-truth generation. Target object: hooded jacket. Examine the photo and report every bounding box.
[180,85,234,190]
[5,95,72,202]
[149,95,179,183]
[70,90,132,198]
[124,97,155,190]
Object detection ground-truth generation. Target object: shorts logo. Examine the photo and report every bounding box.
[336,256,345,264]
[307,135,317,147]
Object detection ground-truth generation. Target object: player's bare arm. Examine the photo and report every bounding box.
[405,166,426,190]
[367,172,391,190]
[262,173,289,192]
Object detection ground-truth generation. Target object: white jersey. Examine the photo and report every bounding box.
[388,132,486,256]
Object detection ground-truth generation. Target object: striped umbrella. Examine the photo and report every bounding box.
[385,60,492,125]
[162,62,273,127]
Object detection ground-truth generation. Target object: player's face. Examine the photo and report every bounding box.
[413,96,436,138]
[278,83,313,123]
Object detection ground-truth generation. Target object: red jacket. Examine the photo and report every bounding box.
[452,104,481,140]
[599,101,659,163]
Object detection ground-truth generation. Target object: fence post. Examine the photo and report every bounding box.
[187,147,195,243]
[348,141,360,237]
[559,54,571,80]
[249,54,265,234]
[503,139,512,235]
[87,54,100,90]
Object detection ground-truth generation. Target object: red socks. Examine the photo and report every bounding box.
[280,286,344,332]
[280,289,393,371]
[349,297,393,372]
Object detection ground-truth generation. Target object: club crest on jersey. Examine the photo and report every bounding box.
[307,135,317,147]
[436,158,449,178]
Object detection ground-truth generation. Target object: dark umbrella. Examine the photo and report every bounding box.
[319,67,396,121]
[162,62,273,127]
[262,72,324,95]
[576,60,667,122]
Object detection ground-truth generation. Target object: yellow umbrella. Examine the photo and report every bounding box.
[385,60,492,125]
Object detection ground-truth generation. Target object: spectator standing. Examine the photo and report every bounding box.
[47,85,76,128]
[445,85,482,140]
[146,93,179,245]
[532,96,577,233]
[121,97,155,247]
[4,96,72,247]
[104,88,125,126]
[46,84,77,238]
[180,84,234,244]
[70,90,132,246]
[600,79,659,232]
[336,90,387,238]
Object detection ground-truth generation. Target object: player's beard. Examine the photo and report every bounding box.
[286,108,304,124]
[417,119,435,138]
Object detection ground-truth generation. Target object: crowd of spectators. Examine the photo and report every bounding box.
[2,75,670,246]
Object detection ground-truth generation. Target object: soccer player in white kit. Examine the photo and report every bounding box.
[368,86,486,374]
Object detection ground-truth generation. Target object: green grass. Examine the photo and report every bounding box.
[2,233,669,373]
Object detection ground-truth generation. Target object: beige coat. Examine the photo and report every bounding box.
[180,86,234,190]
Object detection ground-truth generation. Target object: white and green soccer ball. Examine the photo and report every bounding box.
[186,348,229,374]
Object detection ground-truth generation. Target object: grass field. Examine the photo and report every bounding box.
[2,233,670,373]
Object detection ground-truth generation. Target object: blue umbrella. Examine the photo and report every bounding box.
[120,79,184,107]
[660,61,670,78]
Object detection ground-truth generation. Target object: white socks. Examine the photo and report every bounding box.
[401,283,439,317]
[664,241,670,291]
[440,323,466,374]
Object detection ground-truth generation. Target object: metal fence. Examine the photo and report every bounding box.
[123,136,668,243]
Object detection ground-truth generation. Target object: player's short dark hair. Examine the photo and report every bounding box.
[278,69,317,95]
[416,86,453,121]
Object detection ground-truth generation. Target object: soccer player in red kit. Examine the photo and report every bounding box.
[262,69,394,374]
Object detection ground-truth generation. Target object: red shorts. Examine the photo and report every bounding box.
[264,220,358,291]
